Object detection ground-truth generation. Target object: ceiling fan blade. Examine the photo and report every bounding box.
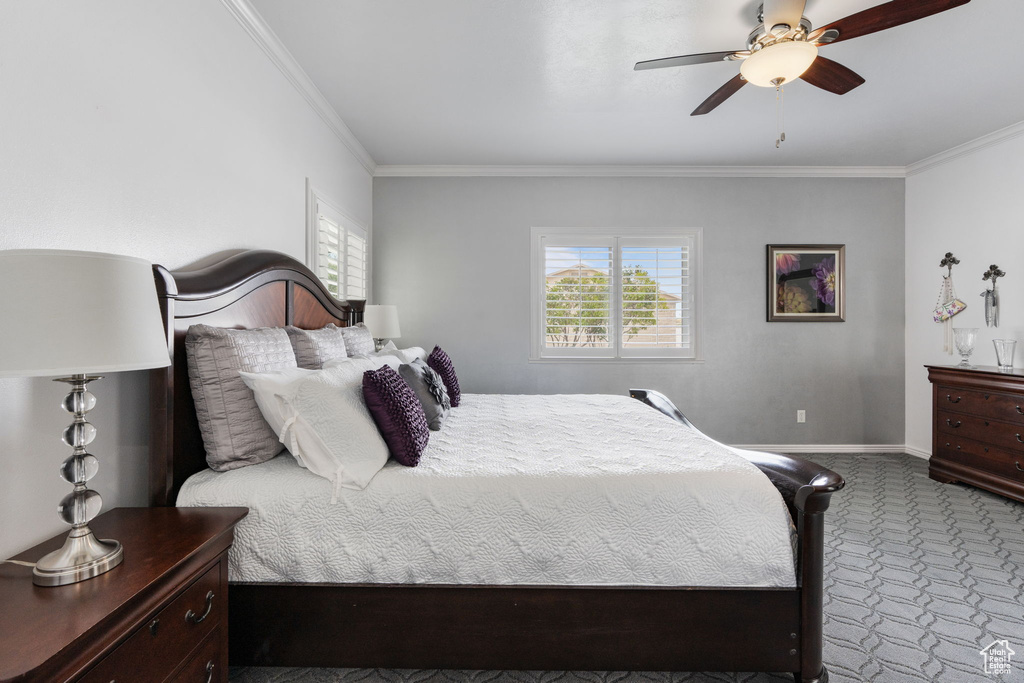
[763,0,808,30]
[691,74,747,116]
[812,0,970,44]
[634,51,748,71]
[799,57,865,94]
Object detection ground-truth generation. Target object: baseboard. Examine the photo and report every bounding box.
[731,444,929,459]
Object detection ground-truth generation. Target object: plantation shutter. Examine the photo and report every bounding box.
[542,241,614,355]
[316,200,368,301]
[619,238,693,356]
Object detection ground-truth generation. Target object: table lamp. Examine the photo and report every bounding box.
[362,305,401,351]
[0,250,171,586]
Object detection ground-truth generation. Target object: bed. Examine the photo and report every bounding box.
[148,250,844,683]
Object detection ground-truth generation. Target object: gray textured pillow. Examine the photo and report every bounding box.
[341,322,375,356]
[398,358,451,431]
[186,325,297,471]
[286,324,348,369]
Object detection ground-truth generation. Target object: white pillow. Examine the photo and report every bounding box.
[239,366,317,437]
[244,356,398,497]
[325,353,401,371]
[347,344,427,366]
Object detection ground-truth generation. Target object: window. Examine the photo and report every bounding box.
[306,182,369,301]
[531,228,701,360]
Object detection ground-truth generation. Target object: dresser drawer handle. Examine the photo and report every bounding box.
[1017,434,1023,444]
[205,661,215,683]
[946,419,961,428]
[947,394,962,404]
[149,618,159,636]
[1017,405,1024,415]
[1017,462,1023,472]
[185,591,214,625]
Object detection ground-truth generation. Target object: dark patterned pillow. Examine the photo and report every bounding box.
[399,359,451,430]
[427,345,461,407]
[362,365,430,466]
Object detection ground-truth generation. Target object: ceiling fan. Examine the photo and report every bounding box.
[634,0,972,117]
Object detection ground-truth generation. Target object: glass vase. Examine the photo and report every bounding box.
[954,328,978,368]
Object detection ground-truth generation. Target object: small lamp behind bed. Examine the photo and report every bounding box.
[362,304,401,351]
[0,250,170,587]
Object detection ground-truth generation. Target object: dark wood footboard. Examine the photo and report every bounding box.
[630,388,844,683]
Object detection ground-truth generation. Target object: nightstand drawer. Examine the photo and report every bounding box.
[80,561,222,683]
[169,627,222,683]
[936,384,1024,424]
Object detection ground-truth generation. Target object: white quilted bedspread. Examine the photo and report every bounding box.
[177,394,797,587]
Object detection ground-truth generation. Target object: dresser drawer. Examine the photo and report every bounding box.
[936,384,1024,424]
[169,627,222,683]
[80,561,223,683]
[935,435,1024,481]
[935,410,1024,452]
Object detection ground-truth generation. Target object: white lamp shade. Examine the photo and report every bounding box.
[0,250,171,377]
[362,305,401,339]
[740,41,818,87]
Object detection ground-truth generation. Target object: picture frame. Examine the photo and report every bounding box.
[767,244,846,322]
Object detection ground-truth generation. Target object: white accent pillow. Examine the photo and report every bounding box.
[348,344,427,366]
[243,356,397,496]
[239,367,317,439]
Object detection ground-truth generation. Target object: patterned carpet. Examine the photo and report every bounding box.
[230,454,1024,683]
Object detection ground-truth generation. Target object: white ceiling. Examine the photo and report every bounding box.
[250,0,1024,167]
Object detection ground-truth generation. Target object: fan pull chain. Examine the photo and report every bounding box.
[775,84,786,148]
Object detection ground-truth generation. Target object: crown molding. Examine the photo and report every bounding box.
[906,120,1024,177]
[219,0,377,175]
[373,165,906,178]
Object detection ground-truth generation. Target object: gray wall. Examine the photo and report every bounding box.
[373,176,905,445]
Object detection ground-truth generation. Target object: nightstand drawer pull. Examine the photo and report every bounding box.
[1017,462,1023,472]
[185,591,214,625]
[149,618,159,636]
[947,394,962,403]
[205,661,215,683]
[1017,405,1024,415]
[946,419,961,428]
[1017,434,1023,444]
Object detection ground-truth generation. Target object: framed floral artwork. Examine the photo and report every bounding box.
[767,244,846,322]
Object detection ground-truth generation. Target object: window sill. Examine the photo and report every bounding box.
[528,357,705,364]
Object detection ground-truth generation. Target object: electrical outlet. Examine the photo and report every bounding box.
[797,410,806,423]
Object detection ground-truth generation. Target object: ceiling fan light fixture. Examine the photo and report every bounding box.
[740,40,818,87]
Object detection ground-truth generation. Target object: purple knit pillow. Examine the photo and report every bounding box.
[427,345,461,407]
[362,365,429,466]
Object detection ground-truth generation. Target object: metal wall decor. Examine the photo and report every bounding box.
[982,264,1006,327]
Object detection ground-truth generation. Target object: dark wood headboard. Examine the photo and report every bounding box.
[148,250,364,506]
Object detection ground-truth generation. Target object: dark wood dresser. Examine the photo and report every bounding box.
[927,364,1024,503]
[0,507,247,683]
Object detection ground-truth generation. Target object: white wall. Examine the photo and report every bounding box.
[905,133,1024,455]
[374,176,906,446]
[0,0,372,558]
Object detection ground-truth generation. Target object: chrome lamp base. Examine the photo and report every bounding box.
[33,374,123,587]
[33,532,122,587]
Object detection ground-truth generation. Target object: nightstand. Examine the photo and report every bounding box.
[0,507,247,683]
